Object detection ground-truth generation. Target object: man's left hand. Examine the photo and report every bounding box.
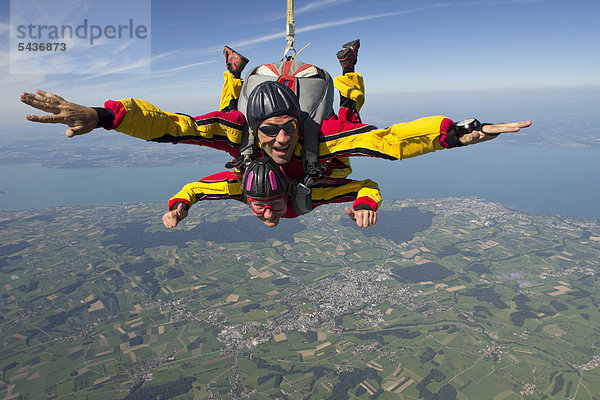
[345,207,377,228]
[459,120,532,145]
[20,89,98,137]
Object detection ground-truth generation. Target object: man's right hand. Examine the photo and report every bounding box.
[162,203,189,229]
[20,90,98,137]
[345,207,377,228]
[459,120,532,145]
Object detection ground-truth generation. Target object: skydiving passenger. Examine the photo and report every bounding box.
[162,157,379,228]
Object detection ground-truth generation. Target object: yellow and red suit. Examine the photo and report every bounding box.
[167,171,381,219]
[102,73,456,180]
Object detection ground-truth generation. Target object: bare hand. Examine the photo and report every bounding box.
[345,207,377,228]
[459,120,532,145]
[20,90,98,137]
[162,203,188,229]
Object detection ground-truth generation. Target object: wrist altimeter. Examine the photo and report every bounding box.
[454,118,482,136]
[455,118,496,137]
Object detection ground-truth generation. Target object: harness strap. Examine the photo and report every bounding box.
[301,115,327,177]
[278,61,324,178]
[264,64,279,75]
[291,180,313,215]
[237,123,255,169]
[278,62,313,92]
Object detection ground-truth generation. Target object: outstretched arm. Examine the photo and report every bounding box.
[320,116,533,163]
[20,90,246,156]
[20,90,99,137]
[162,203,189,229]
[163,171,244,229]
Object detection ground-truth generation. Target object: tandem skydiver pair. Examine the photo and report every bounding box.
[19,39,532,228]
[162,40,378,229]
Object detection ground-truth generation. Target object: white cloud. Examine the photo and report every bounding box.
[228,31,286,49]
[151,58,219,75]
[295,0,352,14]
[214,5,436,50]
[228,0,549,46]
[82,58,151,79]
[151,49,186,63]
[245,0,352,24]
[154,0,550,69]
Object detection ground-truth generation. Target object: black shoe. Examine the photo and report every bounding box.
[223,46,249,78]
[336,39,360,73]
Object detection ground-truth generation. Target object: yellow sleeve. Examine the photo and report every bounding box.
[168,174,243,210]
[355,179,382,208]
[310,178,382,209]
[320,115,448,161]
[114,98,244,147]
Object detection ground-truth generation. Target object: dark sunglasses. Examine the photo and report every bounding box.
[258,120,298,137]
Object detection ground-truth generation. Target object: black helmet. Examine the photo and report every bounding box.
[246,81,301,134]
[242,156,290,199]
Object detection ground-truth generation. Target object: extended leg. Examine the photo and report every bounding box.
[334,39,364,123]
[219,46,248,112]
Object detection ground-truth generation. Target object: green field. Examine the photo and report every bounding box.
[1,198,599,399]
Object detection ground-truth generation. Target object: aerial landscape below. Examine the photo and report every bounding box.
[1,197,598,399]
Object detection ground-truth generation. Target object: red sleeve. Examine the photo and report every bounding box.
[353,196,378,211]
[168,198,191,211]
[437,118,457,148]
[104,100,126,129]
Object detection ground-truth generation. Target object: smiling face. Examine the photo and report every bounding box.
[256,115,299,165]
[247,195,288,227]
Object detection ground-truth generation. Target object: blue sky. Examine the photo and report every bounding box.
[1,0,599,124]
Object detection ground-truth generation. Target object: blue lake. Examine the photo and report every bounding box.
[349,144,599,220]
[0,144,598,219]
